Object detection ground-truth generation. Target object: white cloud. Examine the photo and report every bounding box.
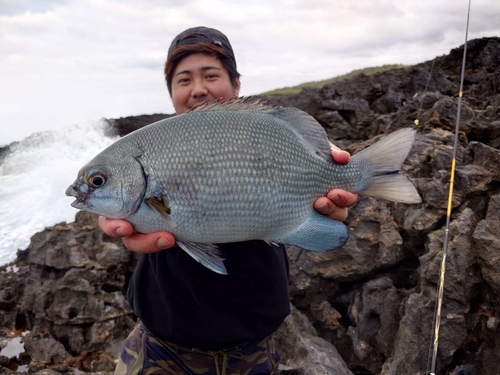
[1,0,499,145]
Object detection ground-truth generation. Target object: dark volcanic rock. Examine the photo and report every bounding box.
[473,193,500,299]
[1,37,499,374]
[288,197,405,282]
[0,212,137,373]
[104,113,174,137]
[276,306,354,375]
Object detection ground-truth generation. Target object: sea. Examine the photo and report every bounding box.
[0,121,119,266]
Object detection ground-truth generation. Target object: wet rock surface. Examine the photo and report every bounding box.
[1,37,499,374]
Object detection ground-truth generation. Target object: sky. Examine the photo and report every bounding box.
[1,0,499,146]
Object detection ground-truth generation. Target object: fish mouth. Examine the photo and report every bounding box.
[65,185,89,209]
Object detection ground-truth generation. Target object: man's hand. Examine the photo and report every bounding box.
[98,216,176,253]
[314,145,358,221]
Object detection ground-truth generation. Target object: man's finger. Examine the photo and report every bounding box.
[329,142,350,164]
[327,189,358,208]
[329,142,341,152]
[331,149,350,164]
[314,197,348,222]
[122,232,177,253]
[98,216,134,238]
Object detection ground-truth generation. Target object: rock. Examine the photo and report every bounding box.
[276,306,353,375]
[403,206,445,234]
[473,193,500,300]
[383,208,478,374]
[449,365,478,375]
[310,301,342,331]
[465,141,500,178]
[0,211,137,373]
[23,333,70,370]
[104,113,174,138]
[27,213,132,271]
[379,291,437,375]
[346,277,406,373]
[33,370,66,375]
[290,197,404,282]
[427,97,476,132]
[475,316,500,375]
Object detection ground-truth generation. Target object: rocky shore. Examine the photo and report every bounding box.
[1,37,499,374]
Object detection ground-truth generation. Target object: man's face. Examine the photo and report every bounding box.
[171,53,239,115]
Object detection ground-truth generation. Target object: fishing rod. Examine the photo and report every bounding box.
[427,0,472,374]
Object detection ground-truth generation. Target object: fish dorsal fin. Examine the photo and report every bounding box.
[271,106,333,161]
[186,97,275,114]
[187,97,333,161]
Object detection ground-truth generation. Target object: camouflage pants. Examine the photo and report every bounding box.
[114,323,281,375]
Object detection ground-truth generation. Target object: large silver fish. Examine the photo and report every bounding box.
[66,99,421,274]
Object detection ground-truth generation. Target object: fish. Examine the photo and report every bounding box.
[66,98,421,275]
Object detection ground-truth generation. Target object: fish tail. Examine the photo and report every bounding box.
[351,128,422,204]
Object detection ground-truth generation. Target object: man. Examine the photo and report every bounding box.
[103,27,357,375]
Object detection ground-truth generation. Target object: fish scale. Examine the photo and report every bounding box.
[67,99,421,274]
[134,110,332,243]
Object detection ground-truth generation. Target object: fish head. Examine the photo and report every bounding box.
[66,151,146,219]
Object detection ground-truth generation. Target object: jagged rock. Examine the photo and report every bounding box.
[426,97,476,131]
[290,197,404,282]
[383,208,478,375]
[475,314,500,375]
[27,213,131,270]
[104,114,174,137]
[310,301,342,331]
[0,212,137,373]
[449,365,478,375]
[403,206,445,234]
[346,277,407,373]
[473,193,500,300]
[23,333,70,370]
[276,306,353,375]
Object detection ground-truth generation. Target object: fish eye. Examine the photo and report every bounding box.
[86,169,107,188]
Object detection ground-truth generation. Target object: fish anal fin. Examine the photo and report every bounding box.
[275,211,348,252]
[177,241,228,275]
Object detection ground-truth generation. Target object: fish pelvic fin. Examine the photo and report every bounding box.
[352,128,422,204]
[275,210,348,252]
[177,241,228,275]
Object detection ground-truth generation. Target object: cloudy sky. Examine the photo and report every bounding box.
[1,0,499,145]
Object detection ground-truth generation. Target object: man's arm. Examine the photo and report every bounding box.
[99,146,358,253]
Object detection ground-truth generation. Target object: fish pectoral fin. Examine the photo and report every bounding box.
[146,195,177,228]
[275,211,349,252]
[177,241,228,275]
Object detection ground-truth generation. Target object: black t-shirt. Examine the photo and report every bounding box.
[127,240,291,350]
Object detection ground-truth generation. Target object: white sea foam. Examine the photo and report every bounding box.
[0,121,119,266]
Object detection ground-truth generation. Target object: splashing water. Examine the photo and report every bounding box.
[0,121,119,266]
